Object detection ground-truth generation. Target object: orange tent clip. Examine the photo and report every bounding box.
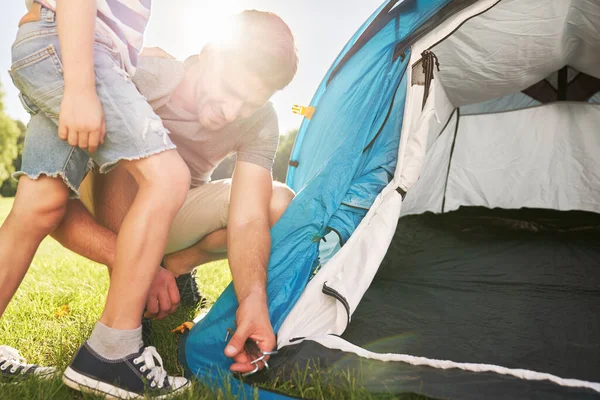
[171,321,195,334]
[292,105,316,119]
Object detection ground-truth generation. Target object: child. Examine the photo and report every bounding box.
[0,0,191,397]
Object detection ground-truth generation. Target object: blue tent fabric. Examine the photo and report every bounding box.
[288,0,451,190]
[179,0,454,393]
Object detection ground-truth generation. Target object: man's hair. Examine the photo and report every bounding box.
[211,10,298,91]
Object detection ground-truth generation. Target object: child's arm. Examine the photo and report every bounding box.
[56,0,106,153]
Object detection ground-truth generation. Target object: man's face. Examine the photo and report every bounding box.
[194,53,275,131]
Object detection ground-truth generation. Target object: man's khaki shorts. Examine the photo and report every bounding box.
[79,173,231,254]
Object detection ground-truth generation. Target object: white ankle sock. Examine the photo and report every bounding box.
[87,322,143,360]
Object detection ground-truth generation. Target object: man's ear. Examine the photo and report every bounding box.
[140,47,176,59]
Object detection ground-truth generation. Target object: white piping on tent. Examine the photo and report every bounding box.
[306,335,600,394]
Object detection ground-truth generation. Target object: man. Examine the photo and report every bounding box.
[51,10,298,375]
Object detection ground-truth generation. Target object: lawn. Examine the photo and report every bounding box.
[0,196,237,399]
[0,196,425,400]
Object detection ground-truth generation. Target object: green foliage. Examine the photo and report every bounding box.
[0,120,26,197]
[273,128,298,182]
[210,153,237,181]
[211,128,299,183]
[0,83,22,188]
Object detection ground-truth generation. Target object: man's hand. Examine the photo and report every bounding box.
[224,291,276,373]
[58,89,106,153]
[145,267,181,320]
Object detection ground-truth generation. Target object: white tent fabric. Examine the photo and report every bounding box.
[278,0,600,353]
[277,185,402,346]
[433,0,600,106]
[460,92,541,115]
[402,103,600,216]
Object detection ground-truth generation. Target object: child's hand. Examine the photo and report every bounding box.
[58,89,106,153]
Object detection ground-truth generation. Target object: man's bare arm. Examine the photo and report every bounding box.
[51,199,116,268]
[223,161,275,373]
[228,161,272,304]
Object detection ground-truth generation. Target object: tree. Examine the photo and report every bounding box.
[210,128,299,183]
[272,128,298,182]
[210,153,236,181]
[0,82,21,195]
[0,120,26,197]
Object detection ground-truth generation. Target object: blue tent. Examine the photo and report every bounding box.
[180,0,600,398]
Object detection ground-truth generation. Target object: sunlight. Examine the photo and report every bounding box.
[210,19,243,51]
[181,0,244,52]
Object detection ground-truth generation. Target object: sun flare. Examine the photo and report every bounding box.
[182,1,244,51]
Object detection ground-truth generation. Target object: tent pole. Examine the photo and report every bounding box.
[558,66,568,101]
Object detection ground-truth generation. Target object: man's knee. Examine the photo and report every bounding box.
[124,150,191,209]
[269,182,295,226]
[93,166,139,232]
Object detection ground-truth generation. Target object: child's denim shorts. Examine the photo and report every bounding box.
[8,7,176,198]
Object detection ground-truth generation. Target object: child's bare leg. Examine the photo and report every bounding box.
[0,176,69,317]
[99,150,190,330]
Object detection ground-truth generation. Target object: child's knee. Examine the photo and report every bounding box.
[12,189,68,235]
[157,157,190,205]
[135,153,190,208]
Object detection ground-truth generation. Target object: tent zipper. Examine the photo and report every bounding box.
[392,0,482,62]
[421,49,440,109]
[325,226,344,246]
[340,202,370,211]
[396,186,407,199]
[424,0,502,53]
[363,61,409,153]
[407,0,502,72]
[322,282,351,326]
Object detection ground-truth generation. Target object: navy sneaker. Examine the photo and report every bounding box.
[0,345,56,383]
[175,269,207,309]
[63,342,190,399]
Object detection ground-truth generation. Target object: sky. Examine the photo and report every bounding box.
[1,0,383,134]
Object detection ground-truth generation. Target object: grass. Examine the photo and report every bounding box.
[0,197,427,400]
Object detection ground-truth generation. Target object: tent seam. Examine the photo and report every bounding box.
[441,108,460,213]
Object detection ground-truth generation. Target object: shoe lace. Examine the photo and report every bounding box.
[0,345,35,373]
[133,346,168,389]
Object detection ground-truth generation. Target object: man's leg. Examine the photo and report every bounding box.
[163,181,295,276]
[93,164,138,235]
[0,176,70,317]
[51,198,116,270]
